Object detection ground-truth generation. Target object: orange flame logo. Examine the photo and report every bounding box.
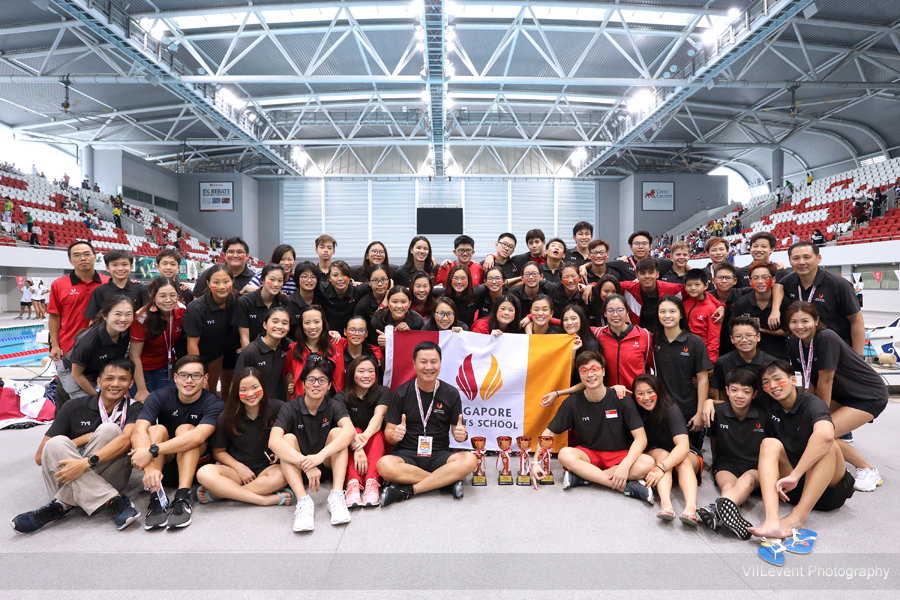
[479,355,503,401]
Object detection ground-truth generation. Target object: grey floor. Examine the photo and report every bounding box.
[1,404,899,597]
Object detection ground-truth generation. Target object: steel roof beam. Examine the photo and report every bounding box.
[423,0,445,175]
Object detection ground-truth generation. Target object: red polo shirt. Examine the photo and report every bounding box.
[130,306,185,371]
[48,272,109,354]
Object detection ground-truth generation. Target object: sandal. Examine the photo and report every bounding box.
[656,508,675,521]
[274,489,294,506]
[197,486,219,504]
[758,537,786,566]
[679,511,700,526]
[784,528,817,554]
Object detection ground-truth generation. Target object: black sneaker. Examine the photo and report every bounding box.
[144,494,168,530]
[623,479,654,505]
[448,479,464,499]
[838,431,853,443]
[562,471,590,490]
[106,494,140,531]
[166,496,193,529]
[380,483,414,507]
[10,500,70,534]
[697,502,718,530]
[715,497,753,540]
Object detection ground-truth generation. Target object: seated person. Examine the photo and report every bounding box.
[698,370,766,539]
[12,360,142,533]
[196,367,291,506]
[748,360,855,541]
[376,341,477,506]
[269,357,355,532]
[533,351,655,502]
[129,355,224,531]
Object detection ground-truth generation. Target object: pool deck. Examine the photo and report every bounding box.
[0,312,51,380]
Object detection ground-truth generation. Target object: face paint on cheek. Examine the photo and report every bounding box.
[649,394,657,400]
[254,389,264,396]
[763,384,771,391]
[210,285,218,290]
[239,393,248,399]
[766,278,774,291]
[778,381,791,388]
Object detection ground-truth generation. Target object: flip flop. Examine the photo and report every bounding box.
[784,528,817,554]
[197,486,219,504]
[657,508,675,521]
[679,511,700,526]
[274,489,294,506]
[758,538,786,567]
[716,497,753,541]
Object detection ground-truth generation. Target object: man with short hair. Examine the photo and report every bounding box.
[193,237,254,296]
[615,257,684,331]
[492,228,547,272]
[481,232,521,284]
[567,221,594,267]
[541,237,568,283]
[710,262,753,356]
[129,355,224,530]
[606,230,673,281]
[139,248,194,306]
[314,234,337,282]
[377,341,477,506]
[11,360,142,533]
[659,241,691,284]
[85,250,142,319]
[706,316,775,402]
[436,234,484,286]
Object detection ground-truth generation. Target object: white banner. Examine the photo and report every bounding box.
[199,181,234,212]
[642,181,675,211]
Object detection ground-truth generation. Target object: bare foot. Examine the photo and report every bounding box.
[748,519,791,540]
[780,513,809,534]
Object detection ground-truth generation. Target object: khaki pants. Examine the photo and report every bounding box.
[41,423,132,515]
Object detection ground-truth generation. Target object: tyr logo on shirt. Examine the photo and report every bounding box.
[206,319,216,325]
[81,421,92,426]
[249,314,257,319]
[190,414,199,421]
[257,361,266,367]
[771,415,781,423]
[98,354,108,361]
[581,416,590,421]
[719,423,730,430]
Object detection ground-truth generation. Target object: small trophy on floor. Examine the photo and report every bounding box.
[516,436,533,486]
[496,436,513,485]
[538,435,555,485]
[471,437,487,486]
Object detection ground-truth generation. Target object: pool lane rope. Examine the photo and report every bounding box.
[0,347,49,361]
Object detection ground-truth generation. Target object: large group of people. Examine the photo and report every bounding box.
[10,221,887,561]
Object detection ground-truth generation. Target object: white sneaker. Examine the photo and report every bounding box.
[854,467,883,492]
[292,496,314,532]
[327,490,351,525]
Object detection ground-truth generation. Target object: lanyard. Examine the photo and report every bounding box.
[99,397,127,431]
[798,285,817,302]
[163,313,174,363]
[627,257,636,272]
[798,339,814,391]
[415,380,440,429]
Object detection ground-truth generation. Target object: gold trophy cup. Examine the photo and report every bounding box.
[496,436,513,485]
[516,436,533,485]
[471,437,487,486]
[538,435,555,485]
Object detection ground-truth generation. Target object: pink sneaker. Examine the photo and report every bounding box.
[345,480,362,508]
[362,478,381,507]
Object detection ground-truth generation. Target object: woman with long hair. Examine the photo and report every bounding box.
[409,271,438,318]
[185,264,237,396]
[130,277,185,403]
[315,260,371,333]
[472,266,507,322]
[284,305,347,398]
[287,261,320,341]
[441,264,478,325]
[246,244,297,294]
[471,294,521,336]
[234,306,293,401]
[354,264,392,324]
[369,286,424,347]
[587,275,623,327]
[527,295,562,335]
[424,297,468,332]
[351,241,393,281]
[393,236,437,287]
[235,263,287,349]
[196,368,292,506]
[343,315,383,369]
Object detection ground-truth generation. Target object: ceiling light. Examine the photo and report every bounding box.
[572,147,587,162]
[415,26,424,40]
[445,94,454,107]
[728,7,740,18]
[446,28,456,41]
[702,30,717,45]
[421,90,430,103]
[628,89,654,112]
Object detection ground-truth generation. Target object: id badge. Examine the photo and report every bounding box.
[157,485,168,510]
[166,364,174,382]
[417,435,433,457]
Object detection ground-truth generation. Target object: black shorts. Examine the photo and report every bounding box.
[832,396,888,420]
[222,347,238,370]
[713,456,758,479]
[393,448,456,472]
[785,469,855,512]
[20,302,31,307]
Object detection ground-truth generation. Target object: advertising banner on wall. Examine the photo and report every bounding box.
[642,181,675,211]
[199,182,234,212]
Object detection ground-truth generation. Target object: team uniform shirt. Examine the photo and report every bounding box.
[653,330,713,417]
[130,306,185,371]
[471,286,505,322]
[539,261,563,284]
[210,399,285,474]
[62,325,131,383]
[385,379,463,453]
[540,281,585,319]
[392,263,437,288]
[48,272,109,354]
[565,249,591,268]
[735,265,792,289]
[708,401,766,472]
[484,258,520,282]
[618,280,683,330]
[733,293,790,359]
[789,328,889,416]
[658,265,687,284]
[284,338,349,398]
[548,388,644,451]
[84,279,143,319]
[46,394,142,439]
[441,293,479,326]
[137,388,224,438]
[761,392,832,466]
[249,271,296,294]
[233,289,290,344]
[138,280,194,307]
[508,285,545,316]
[607,257,673,282]
[641,404,690,453]
[183,292,238,362]
[709,349,775,392]
[435,261,485,287]
[353,292,386,325]
[780,269,860,347]
[273,395,350,456]
[510,251,546,272]
[368,310,424,346]
[592,324,654,388]
[683,292,723,364]
[235,337,291,400]
[314,281,371,333]
[351,262,396,282]
[333,385,390,430]
[194,264,255,297]
[585,263,627,285]
[285,290,314,342]
[713,287,754,356]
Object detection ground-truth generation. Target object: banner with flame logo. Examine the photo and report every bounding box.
[384,327,573,451]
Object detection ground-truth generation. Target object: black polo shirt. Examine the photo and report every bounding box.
[351,262,395,282]
[653,330,713,416]
[608,257,673,282]
[84,279,142,319]
[273,395,350,455]
[314,281,371,333]
[211,399,285,473]
[62,325,131,383]
[734,265,792,289]
[368,310,424,346]
[641,404,689,452]
[285,290,313,342]
[392,264,436,288]
[485,258,520,282]
[788,329,888,406]
[334,385,390,430]
[762,391,832,466]
[138,388,223,438]
[385,379,462,453]
[508,284,542,316]
[585,264,626,285]
[541,281,585,319]
[472,286,501,322]
[47,394,142,439]
[138,280,194,307]
[353,292,385,325]
[715,287,754,356]
[510,252,544,273]
[639,288,660,331]
[441,292,478,326]
[780,268,860,346]
[733,293,789,359]
[710,348,775,392]
[233,289,289,343]
[565,249,591,268]
[194,264,255,297]
[547,388,644,452]
[658,266,686,284]
[708,401,766,466]
[540,261,562,284]
[234,337,291,400]
[184,292,237,361]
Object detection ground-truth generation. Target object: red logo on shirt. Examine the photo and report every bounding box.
[322,418,328,423]
[683,347,689,353]
[756,423,761,429]
[605,410,618,418]
[818,293,824,299]
[436,402,443,409]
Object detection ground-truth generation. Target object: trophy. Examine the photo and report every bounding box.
[496,436,513,485]
[471,437,487,486]
[538,435,555,485]
[516,436,532,486]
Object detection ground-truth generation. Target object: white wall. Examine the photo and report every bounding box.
[177,173,260,255]
[122,153,179,204]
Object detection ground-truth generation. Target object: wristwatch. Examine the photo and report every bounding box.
[86,454,99,467]
[149,444,159,458]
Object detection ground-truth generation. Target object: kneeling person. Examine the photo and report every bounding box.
[377,341,477,506]
[534,351,655,502]
[129,355,224,530]
[12,360,142,533]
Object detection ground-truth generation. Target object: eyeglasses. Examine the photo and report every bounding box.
[436,311,455,319]
[632,241,650,247]
[523,273,540,279]
[486,277,503,283]
[605,307,626,315]
[590,251,609,257]
[305,377,330,386]
[369,250,386,256]
[497,241,515,251]
[731,334,757,341]
[456,248,474,255]
[369,278,389,285]
[299,275,317,282]
[578,366,603,375]
[175,372,204,381]
[225,251,246,257]
[750,275,772,282]
[347,328,367,335]
[715,275,734,281]
[70,252,94,260]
